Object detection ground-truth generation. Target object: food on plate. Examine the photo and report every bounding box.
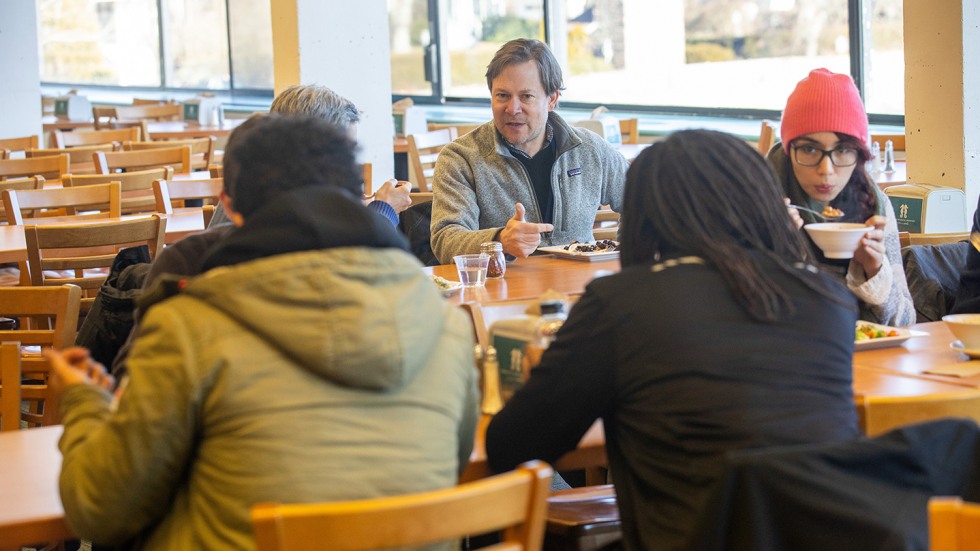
[430,275,459,290]
[563,239,619,253]
[855,323,899,341]
[821,205,844,218]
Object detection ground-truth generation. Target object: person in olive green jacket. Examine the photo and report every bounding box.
[47,115,479,550]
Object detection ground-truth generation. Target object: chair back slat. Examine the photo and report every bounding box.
[94,146,192,175]
[929,497,980,551]
[407,127,458,192]
[52,127,141,148]
[251,461,553,551]
[0,153,70,181]
[2,182,122,225]
[66,167,173,215]
[857,389,980,436]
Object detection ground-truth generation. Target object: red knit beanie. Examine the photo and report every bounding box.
[780,68,868,153]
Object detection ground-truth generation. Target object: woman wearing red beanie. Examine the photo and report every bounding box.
[767,68,914,327]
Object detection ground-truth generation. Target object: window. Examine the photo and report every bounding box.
[38,0,903,119]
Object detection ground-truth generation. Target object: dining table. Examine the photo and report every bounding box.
[1,319,975,549]
[0,210,206,264]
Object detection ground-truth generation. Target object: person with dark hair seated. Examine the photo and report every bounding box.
[46,115,478,550]
[486,129,861,551]
[951,196,980,313]
[768,68,914,326]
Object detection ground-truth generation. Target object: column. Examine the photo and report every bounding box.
[904,0,980,228]
[0,0,42,141]
[270,0,394,188]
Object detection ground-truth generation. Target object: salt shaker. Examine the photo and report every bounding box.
[480,241,506,279]
[884,140,896,172]
[870,141,882,174]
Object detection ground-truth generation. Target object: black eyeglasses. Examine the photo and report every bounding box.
[792,144,860,167]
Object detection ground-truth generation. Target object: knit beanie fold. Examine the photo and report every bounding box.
[780,68,869,152]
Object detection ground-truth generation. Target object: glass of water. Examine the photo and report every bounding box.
[453,253,490,287]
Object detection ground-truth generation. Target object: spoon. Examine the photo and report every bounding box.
[789,204,845,221]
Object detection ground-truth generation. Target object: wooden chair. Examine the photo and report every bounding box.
[132,98,175,106]
[908,232,971,246]
[757,120,779,155]
[2,182,122,225]
[153,178,223,226]
[112,103,182,123]
[361,162,372,195]
[65,167,174,215]
[407,127,458,192]
[0,284,83,429]
[856,389,980,437]
[94,145,192,175]
[24,214,165,313]
[251,460,553,551]
[123,137,216,170]
[428,122,482,137]
[929,497,980,551]
[619,118,640,145]
[27,144,114,172]
[0,153,69,182]
[50,127,140,149]
[0,176,45,224]
[593,208,620,241]
[0,135,40,157]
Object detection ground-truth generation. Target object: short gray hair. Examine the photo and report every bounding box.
[485,39,565,97]
[270,84,361,127]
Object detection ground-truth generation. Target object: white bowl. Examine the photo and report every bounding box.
[943,314,980,350]
[803,222,872,259]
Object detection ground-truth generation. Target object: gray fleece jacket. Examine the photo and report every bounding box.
[430,113,628,263]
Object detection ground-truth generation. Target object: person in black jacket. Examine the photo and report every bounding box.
[951,195,980,313]
[485,129,861,551]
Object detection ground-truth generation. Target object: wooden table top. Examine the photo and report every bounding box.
[424,255,620,305]
[875,160,908,188]
[1,320,974,548]
[0,210,206,264]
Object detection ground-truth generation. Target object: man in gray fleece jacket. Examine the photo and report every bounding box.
[430,39,628,264]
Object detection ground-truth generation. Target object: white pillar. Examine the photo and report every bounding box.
[0,0,42,141]
[904,0,980,228]
[270,0,394,189]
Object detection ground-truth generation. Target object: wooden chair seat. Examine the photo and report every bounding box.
[251,460,553,551]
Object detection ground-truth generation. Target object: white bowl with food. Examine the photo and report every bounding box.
[803,222,872,259]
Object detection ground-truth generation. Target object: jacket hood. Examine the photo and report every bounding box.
[182,188,446,391]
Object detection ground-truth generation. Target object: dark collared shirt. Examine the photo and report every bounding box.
[504,123,556,224]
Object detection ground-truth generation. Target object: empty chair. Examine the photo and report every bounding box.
[123,137,216,170]
[112,103,182,123]
[153,178,222,226]
[856,388,980,436]
[251,460,553,551]
[0,284,83,429]
[0,176,44,223]
[24,214,165,312]
[930,497,980,551]
[0,153,69,181]
[757,120,779,155]
[94,145,192,175]
[619,118,640,145]
[0,135,40,157]
[65,167,174,215]
[2,181,122,225]
[407,127,458,192]
[27,144,114,173]
[51,127,141,149]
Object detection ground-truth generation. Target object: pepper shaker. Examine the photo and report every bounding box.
[480,241,506,279]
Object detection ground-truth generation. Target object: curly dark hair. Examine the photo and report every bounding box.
[222,114,362,217]
[620,129,841,321]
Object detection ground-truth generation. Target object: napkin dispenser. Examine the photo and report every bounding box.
[572,106,622,147]
[392,98,427,138]
[885,184,967,233]
[182,95,223,125]
[489,316,538,402]
[54,94,92,120]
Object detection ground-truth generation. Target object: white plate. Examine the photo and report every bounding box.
[430,276,462,297]
[854,321,926,351]
[949,340,980,360]
[538,244,620,262]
